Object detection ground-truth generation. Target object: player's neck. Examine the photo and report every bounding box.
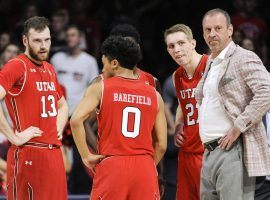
[183,52,202,78]
[116,68,138,79]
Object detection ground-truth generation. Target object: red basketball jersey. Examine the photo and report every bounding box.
[0,54,63,145]
[173,54,208,153]
[136,68,156,88]
[97,76,158,156]
[99,67,156,88]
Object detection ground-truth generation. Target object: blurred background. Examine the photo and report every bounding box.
[0,0,269,199]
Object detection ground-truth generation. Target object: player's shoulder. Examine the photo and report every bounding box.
[137,68,158,86]
[138,68,155,79]
[89,75,103,85]
[173,65,183,77]
[43,61,58,76]
[3,54,27,69]
[201,54,209,64]
[43,61,54,69]
[197,54,209,73]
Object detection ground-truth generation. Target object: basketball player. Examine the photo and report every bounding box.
[0,16,68,199]
[85,23,162,152]
[71,36,167,199]
[164,24,208,200]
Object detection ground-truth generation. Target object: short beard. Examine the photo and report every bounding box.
[28,44,49,62]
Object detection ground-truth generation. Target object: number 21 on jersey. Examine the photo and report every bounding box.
[185,103,199,126]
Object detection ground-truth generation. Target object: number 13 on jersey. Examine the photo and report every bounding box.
[41,95,57,117]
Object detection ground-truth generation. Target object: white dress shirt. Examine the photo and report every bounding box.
[265,111,270,180]
[199,42,234,143]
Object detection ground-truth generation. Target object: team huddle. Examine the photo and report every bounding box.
[0,7,270,200]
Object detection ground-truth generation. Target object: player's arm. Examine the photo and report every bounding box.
[0,157,6,172]
[174,104,185,147]
[153,92,167,165]
[172,72,185,147]
[85,75,103,149]
[164,103,175,134]
[154,77,162,95]
[0,157,6,181]
[60,146,72,173]
[84,115,97,152]
[70,82,105,170]
[82,75,103,151]
[57,96,69,140]
[0,86,42,145]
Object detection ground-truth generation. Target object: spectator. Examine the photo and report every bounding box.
[232,0,268,63]
[51,25,99,115]
[241,37,256,52]
[0,43,20,67]
[69,0,101,58]
[13,3,39,45]
[0,33,10,54]
[232,29,244,45]
[51,25,99,194]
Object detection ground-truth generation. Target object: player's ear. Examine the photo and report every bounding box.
[228,24,233,38]
[22,35,28,47]
[111,59,119,70]
[191,39,196,50]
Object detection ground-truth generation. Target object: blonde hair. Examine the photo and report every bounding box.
[164,24,193,41]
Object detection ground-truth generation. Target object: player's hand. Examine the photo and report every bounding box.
[13,126,43,146]
[219,126,241,150]
[174,123,185,147]
[0,170,6,182]
[57,131,63,140]
[82,154,106,172]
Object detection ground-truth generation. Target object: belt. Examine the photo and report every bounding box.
[23,142,60,149]
[204,138,221,151]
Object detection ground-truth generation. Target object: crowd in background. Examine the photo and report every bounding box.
[0,0,270,198]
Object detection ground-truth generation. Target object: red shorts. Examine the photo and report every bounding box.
[91,154,160,200]
[176,151,203,200]
[6,145,67,200]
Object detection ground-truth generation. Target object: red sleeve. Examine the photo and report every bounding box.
[0,59,25,93]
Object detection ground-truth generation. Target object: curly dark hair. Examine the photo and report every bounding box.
[110,24,141,44]
[101,36,142,70]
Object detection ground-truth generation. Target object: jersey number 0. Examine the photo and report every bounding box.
[121,107,141,138]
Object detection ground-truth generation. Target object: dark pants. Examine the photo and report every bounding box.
[255,176,270,200]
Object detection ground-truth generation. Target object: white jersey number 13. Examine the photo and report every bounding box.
[41,95,57,118]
